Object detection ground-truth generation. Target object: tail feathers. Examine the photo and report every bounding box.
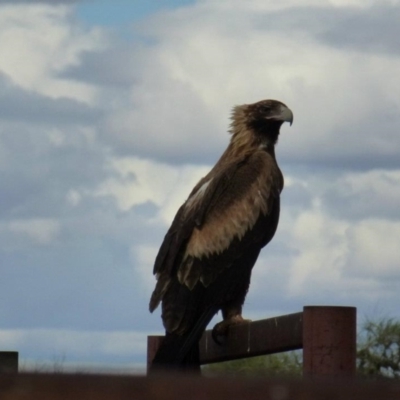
[149,332,200,374]
[149,306,218,374]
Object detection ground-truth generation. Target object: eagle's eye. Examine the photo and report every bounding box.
[259,104,271,113]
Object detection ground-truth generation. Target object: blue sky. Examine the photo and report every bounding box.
[1,0,400,373]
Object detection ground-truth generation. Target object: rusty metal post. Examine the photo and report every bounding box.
[0,351,18,373]
[303,306,356,378]
[147,336,164,373]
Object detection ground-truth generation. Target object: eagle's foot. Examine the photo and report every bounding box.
[211,315,252,345]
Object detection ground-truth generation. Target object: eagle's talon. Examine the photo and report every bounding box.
[211,315,252,345]
[211,328,226,346]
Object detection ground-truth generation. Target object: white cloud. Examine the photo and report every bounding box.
[282,185,400,301]
[66,189,82,206]
[347,219,400,278]
[329,0,399,6]
[322,169,400,220]
[287,206,349,295]
[342,170,400,203]
[199,0,376,12]
[93,0,400,170]
[8,218,60,245]
[47,128,66,147]
[0,4,105,102]
[132,244,159,294]
[94,156,209,222]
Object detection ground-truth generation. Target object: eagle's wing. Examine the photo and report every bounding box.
[149,150,283,317]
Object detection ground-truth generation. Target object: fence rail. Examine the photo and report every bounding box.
[148,305,357,377]
[199,311,303,364]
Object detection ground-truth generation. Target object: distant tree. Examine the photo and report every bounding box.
[204,317,400,379]
[357,318,400,379]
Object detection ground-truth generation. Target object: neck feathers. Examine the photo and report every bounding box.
[226,105,275,159]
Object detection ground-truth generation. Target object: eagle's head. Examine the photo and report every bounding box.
[230,99,293,147]
[245,99,293,131]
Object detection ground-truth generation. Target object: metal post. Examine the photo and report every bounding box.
[303,306,356,378]
[0,351,18,373]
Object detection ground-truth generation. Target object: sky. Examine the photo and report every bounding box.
[0,0,400,372]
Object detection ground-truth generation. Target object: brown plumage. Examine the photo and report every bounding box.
[149,99,293,372]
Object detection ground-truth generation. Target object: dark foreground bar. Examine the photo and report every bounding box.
[1,374,400,400]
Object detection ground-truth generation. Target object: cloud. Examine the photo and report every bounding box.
[317,4,400,55]
[0,73,101,124]
[7,218,60,245]
[60,46,143,87]
[93,157,209,220]
[347,219,400,279]
[322,169,400,220]
[0,4,105,101]
[238,3,400,56]
[287,207,349,296]
[60,0,400,170]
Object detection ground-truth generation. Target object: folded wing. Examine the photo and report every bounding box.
[149,150,283,329]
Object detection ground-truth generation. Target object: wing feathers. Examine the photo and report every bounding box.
[150,151,283,314]
[177,256,200,290]
[184,152,277,260]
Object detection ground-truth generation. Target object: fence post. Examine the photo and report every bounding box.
[0,351,18,373]
[303,306,356,378]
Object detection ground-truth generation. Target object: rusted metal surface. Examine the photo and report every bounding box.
[199,312,303,364]
[0,352,18,373]
[1,374,400,400]
[303,306,357,378]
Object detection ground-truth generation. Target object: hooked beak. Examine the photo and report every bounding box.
[266,104,294,126]
[280,105,293,126]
